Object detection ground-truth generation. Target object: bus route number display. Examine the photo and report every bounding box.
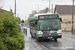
[39,15,58,19]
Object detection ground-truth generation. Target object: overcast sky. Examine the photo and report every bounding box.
[0,0,73,20]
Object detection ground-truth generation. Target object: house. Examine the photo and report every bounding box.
[0,8,12,14]
[54,5,75,32]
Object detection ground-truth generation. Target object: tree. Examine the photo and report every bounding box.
[16,17,21,24]
[27,10,38,25]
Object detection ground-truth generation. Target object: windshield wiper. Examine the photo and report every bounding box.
[51,28,59,30]
[40,29,51,31]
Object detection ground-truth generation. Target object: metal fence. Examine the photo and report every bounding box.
[23,28,27,35]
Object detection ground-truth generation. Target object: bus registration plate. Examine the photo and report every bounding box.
[48,37,53,39]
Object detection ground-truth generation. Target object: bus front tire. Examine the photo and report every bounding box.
[36,38,40,42]
[54,38,57,41]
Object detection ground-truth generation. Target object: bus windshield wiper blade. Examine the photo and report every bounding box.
[51,28,58,30]
[41,29,51,31]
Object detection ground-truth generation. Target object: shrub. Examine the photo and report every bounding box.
[0,13,25,50]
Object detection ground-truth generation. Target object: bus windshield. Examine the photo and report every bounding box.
[38,19,60,30]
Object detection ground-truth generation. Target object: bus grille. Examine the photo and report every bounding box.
[43,31,50,34]
[43,31,57,34]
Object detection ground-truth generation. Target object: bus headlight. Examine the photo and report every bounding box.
[57,30,61,33]
[38,31,43,34]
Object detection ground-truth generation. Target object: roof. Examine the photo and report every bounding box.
[54,5,75,15]
[0,9,12,13]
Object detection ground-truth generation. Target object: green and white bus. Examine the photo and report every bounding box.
[29,13,62,41]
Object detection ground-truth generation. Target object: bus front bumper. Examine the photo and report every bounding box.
[37,34,62,39]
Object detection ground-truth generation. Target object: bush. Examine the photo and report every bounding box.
[0,13,25,50]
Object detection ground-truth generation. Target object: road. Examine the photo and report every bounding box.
[21,27,75,50]
[39,34,75,50]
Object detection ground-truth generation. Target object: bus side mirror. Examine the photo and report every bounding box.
[35,20,37,24]
[60,18,62,21]
[35,21,37,24]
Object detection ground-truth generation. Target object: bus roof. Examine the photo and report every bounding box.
[30,13,59,20]
[34,13,58,17]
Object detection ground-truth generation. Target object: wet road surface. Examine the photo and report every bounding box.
[36,33,75,50]
[21,27,75,50]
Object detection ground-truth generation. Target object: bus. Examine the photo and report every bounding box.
[29,13,62,41]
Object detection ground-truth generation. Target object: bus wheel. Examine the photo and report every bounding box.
[54,38,57,41]
[36,38,40,42]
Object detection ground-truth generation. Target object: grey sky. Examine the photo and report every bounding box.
[0,0,73,20]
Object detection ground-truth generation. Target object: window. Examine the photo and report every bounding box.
[68,21,71,23]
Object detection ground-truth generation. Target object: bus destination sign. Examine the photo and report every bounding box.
[39,15,58,19]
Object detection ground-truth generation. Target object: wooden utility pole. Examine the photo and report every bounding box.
[15,0,16,17]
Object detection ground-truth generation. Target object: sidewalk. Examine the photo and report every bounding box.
[23,32,40,50]
[25,34,49,50]
[24,28,48,50]
[62,32,75,38]
[25,28,40,50]
[25,35,39,50]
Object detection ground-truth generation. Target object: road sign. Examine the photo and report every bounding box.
[71,19,73,21]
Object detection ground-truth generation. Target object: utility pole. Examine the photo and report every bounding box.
[72,0,74,37]
[17,14,19,17]
[49,0,50,13]
[15,0,16,17]
[25,16,27,25]
[25,16,26,21]
[37,4,39,13]
[52,4,53,13]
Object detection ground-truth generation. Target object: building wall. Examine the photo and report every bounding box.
[73,15,75,33]
[60,15,72,31]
